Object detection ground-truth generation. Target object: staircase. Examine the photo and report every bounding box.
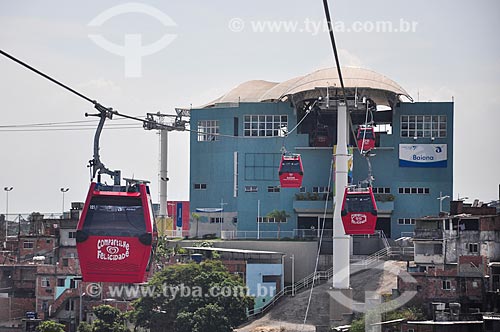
[49,288,79,317]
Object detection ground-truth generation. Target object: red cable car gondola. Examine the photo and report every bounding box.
[340,187,378,235]
[356,126,376,153]
[76,181,155,283]
[278,154,304,188]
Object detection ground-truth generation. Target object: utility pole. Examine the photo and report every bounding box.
[143,109,189,219]
[4,187,13,248]
[60,187,69,216]
[437,191,450,213]
[291,254,295,296]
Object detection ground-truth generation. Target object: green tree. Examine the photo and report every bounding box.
[130,260,254,332]
[86,305,129,332]
[349,306,424,332]
[266,209,290,239]
[36,321,65,332]
[77,322,92,332]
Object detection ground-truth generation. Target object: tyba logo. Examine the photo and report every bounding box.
[88,2,177,77]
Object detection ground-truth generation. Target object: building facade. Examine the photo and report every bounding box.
[189,68,454,239]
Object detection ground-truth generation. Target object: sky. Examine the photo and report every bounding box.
[0,0,499,215]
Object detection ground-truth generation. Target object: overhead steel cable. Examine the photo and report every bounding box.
[322,0,347,103]
[0,49,179,132]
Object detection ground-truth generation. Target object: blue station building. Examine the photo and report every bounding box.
[188,68,453,239]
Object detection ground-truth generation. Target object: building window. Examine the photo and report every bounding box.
[245,186,258,192]
[194,183,207,190]
[468,243,479,253]
[243,115,287,137]
[244,153,281,181]
[69,232,76,239]
[267,186,280,193]
[210,217,223,223]
[65,299,75,311]
[373,187,391,194]
[312,186,330,193]
[57,278,65,287]
[62,258,69,267]
[442,280,452,290]
[41,277,50,288]
[23,241,34,249]
[299,187,306,193]
[257,217,287,223]
[401,115,447,138]
[197,120,219,141]
[398,187,430,195]
[398,218,415,225]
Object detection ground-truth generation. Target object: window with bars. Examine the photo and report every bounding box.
[468,243,479,253]
[257,217,287,223]
[400,115,447,138]
[41,277,50,287]
[197,120,219,141]
[398,218,416,225]
[442,280,452,290]
[245,186,258,192]
[398,187,430,194]
[312,186,330,193]
[210,217,223,223]
[373,187,391,194]
[23,241,34,249]
[243,115,287,137]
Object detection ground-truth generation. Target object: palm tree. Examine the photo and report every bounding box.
[266,209,290,239]
[191,212,200,238]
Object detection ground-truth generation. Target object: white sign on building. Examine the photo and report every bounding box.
[399,144,447,168]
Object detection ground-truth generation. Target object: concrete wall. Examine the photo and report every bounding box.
[215,240,316,283]
[246,263,283,310]
[177,240,318,283]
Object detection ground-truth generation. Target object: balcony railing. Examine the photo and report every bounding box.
[413,228,443,240]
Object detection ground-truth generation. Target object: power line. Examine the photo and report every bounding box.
[0,117,144,129]
[0,126,143,132]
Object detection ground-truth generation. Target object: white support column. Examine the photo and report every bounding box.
[159,130,168,217]
[332,101,350,289]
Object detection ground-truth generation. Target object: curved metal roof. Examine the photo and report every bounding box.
[203,67,412,108]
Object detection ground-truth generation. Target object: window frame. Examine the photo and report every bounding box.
[23,241,34,249]
[197,120,219,142]
[401,114,447,138]
[442,279,452,290]
[243,114,288,137]
[194,183,207,190]
[267,186,280,193]
[41,277,50,288]
[209,217,223,224]
[245,185,258,192]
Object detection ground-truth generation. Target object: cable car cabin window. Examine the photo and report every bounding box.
[280,160,301,173]
[345,194,374,213]
[83,196,146,237]
[357,130,374,139]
